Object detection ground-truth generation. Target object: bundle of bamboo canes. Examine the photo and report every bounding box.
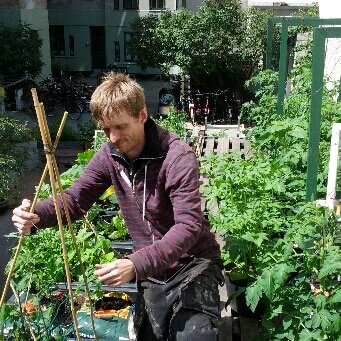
[0,89,98,341]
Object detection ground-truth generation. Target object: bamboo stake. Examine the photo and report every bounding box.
[51,172,99,339]
[0,112,68,312]
[31,90,81,341]
[38,103,99,340]
[1,96,98,340]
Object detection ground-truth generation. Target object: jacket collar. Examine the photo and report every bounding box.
[109,117,164,161]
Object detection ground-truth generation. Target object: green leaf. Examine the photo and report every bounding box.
[290,126,307,139]
[283,315,293,330]
[245,281,263,312]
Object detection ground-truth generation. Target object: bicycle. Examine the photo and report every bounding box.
[38,75,92,120]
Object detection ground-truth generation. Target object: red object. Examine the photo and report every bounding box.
[189,101,195,122]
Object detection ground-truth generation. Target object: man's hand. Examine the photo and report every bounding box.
[95,259,136,287]
[12,199,40,235]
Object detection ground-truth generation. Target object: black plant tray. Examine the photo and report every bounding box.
[67,339,127,341]
[111,241,133,251]
[56,282,137,295]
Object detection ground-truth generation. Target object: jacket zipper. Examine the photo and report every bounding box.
[131,160,155,242]
[112,153,163,242]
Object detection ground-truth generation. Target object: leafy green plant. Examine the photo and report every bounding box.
[94,210,129,241]
[0,301,31,341]
[246,203,341,340]
[48,121,79,141]
[7,227,117,293]
[201,151,300,281]
[0,114,33,201]
[156,106,187,140]
[77,118,100,144]
[200,39,341,338]
[211,130,226,137]
[0,22,43,79]
[10,134,128,295]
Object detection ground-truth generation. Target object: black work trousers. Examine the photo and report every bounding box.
[133,258,224,341]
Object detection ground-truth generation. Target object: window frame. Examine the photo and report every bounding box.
[123,0,139,10]
[69,35,74,56]
[50,25,65,56]
[149,0,165,10]
[176,0,186,10]
[114,41,120,62]
[124,32,137,62]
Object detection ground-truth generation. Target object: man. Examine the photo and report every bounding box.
[12,72,224,340]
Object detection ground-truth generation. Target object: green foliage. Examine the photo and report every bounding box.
[0,114,33,200]
[0,22,43,78]
[246,204,341,340]
[7,227,117,293]
[155,106,187,140]
[130,14,162,71]
[0,302,31,340]
[0,290,75,340]
[95,210,129,241]
[48,121,79,141]
[93,130,109,150]
[9,133,128,299]
[239,7,273,72]
[130,0,271,87]
[201,42,341,338]
[77,118,100,144]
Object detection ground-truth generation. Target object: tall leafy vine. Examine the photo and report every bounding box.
[201,42,341,338]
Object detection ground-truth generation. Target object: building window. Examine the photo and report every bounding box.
[123,0,138,9]
[124,32,137,62]
[69,35,74,56]
[115,41,120,62]
[114,0,119,9]
[176,0,186,9]
[50,25,65,56]
[150,0,165,9]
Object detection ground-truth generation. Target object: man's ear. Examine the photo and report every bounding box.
[139,108,148,123]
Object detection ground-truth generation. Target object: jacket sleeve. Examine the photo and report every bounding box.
[35,147,112,228]
[127,149,204,280]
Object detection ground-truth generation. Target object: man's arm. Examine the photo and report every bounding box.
[12,146,112,233]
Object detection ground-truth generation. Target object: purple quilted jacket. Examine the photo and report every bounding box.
[35,118,221,281]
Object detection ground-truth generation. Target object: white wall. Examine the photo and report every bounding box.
[318,0,341,87]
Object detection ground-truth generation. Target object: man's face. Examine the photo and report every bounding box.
[102,108,147,159]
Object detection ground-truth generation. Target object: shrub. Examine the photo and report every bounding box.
[0,114,33,201]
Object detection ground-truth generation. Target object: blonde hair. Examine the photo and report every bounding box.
[90,72,146,125]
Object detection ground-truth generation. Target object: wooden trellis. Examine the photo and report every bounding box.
[0,89,99,340]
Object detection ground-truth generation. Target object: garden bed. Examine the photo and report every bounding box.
[3,289,132,340]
